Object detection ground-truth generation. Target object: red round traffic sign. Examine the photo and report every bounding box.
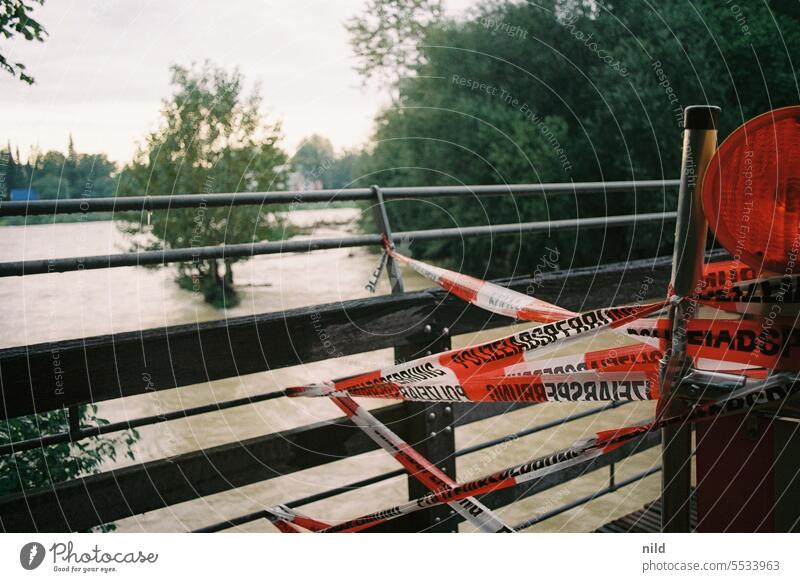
[702,106,800,274]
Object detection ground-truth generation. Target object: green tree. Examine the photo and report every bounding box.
[327,149,360,190]
[0,406,138,503]
[0,0,47,84]
[291,134,335,187]
[353,0,800,276]
[346,0,443,99]
[119,62,289,308]
[30,150,66,199]
[75,152,116,198]
[3,139,118,204]
[0,144,13,200]
[291,135,360,190]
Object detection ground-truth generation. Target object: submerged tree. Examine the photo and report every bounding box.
[120,62,288,308]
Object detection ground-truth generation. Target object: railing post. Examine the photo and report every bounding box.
[370,185,404,294]
[370,184,457,532]
[660,105,720,532]
[68,405,80,442]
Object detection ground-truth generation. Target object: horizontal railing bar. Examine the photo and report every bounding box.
[511,465,662,531]
[383,180,679,198]
[194,401,628,532]
[0,180,679,217]
[0,389,287,456]
[0,212,677,277]
[451,401,628,458]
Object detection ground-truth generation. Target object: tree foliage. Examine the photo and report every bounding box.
[353,0,800,277]
[0,406,138,502]
[2,138,116,199]
[291,134,360,190]
[0,0,47,84]
[346,0,443,98]
[119,62,289,307]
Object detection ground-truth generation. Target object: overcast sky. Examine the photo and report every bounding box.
[1,0,478,164]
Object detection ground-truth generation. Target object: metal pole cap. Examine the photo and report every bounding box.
[683,105,721,130]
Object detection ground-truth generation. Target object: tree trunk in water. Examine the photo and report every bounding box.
[199,258,239,308]
[224,259,234,287]
[210,259,221,286]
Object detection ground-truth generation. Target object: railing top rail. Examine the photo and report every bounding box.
[0,179,679,217]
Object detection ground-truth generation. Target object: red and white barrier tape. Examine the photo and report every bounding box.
[388,245,663,353]
[387,245,575,323]
[318,373,799,532]
[303,369,659,403]
[391,248,798,319]
[262,505,330,532]
[329,394,513,532]
[624,318,800,372]
[698,272,800,315]
[287,300,667,401]
[272,253,800,532]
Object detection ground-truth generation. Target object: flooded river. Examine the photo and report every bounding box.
[0,211,661,532]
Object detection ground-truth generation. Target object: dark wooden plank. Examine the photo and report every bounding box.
[1,250,701,420]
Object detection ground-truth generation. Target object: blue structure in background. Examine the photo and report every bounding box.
[9,188,39,201]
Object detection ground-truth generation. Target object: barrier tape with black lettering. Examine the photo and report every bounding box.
[328,394,513,532]
[317,373,799,532]
[287,300,668,401]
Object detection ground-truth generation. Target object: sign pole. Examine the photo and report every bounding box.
[661,105,720,532]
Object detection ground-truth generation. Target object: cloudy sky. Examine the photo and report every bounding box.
[1,0,477,163]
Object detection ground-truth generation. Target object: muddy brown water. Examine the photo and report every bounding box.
[0,211,661,532]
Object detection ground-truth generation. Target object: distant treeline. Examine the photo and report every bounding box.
[1,137,116,201]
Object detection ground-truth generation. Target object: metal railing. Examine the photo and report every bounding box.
[0,179,679,533]
[0,180,678,216]
[0,180,678,277]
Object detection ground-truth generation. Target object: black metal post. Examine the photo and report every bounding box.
[661,105,720,532]
[68,406,80,442]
